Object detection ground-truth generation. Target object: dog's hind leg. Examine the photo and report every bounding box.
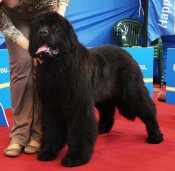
[38,107,67,161]
[134,90,164,144]
[138,107,163,144]
[95,101,116,134]
[116,82,163,144]
[61,104,97,167]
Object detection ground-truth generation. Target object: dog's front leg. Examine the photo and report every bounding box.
[38,106,67,161]
[61,105,97,167]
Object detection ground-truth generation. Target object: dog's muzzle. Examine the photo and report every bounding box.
[37,27,50,38]
[36,45,59,57]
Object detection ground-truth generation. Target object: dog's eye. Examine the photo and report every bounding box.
[52,49,59,55]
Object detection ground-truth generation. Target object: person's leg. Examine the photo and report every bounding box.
[6,38,33,145]
[4,20,41,156]
[24,68,42,154]
[4,37,33,156]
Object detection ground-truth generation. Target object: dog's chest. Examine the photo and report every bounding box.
[36,63,79,98]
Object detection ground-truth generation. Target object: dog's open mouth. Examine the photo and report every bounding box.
[36,44,59,57]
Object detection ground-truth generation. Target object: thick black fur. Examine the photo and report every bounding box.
[29,12,163,167]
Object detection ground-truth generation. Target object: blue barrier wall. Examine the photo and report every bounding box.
[0,47,153,110]
[166,48,175,104]
[0,49,11,109]
[162,35,175,82]
[124,47,154,97]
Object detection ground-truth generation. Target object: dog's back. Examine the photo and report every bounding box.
[88,45,142,81]
[87,45,144,103]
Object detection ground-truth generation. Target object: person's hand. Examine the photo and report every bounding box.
[34,58,43,66]
[57,5,67,16]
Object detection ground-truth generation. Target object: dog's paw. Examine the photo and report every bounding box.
[38,149,57,161]
[98,118,114,134]
[98,123,112,134]
[98,127,110,134]
[61,156,89,167]
[147,133,163,144]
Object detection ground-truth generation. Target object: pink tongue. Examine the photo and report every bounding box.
[36,45,48,54]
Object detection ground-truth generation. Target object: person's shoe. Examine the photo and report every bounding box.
[24,140,40,154]
[157,91,166,102]
[4,144,23,157]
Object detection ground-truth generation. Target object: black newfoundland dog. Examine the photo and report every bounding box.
[29,12,163,167]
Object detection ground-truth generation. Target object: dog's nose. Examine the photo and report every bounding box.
[38,28,49,37]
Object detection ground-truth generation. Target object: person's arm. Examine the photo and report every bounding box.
[57,0,70,16]
[15,36,29,51]
[0,8,28,51]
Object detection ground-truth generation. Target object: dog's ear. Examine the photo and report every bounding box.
[28,20,37,58]
[63,17,79,54]
[28,12,46,57]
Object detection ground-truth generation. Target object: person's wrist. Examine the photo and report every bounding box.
[15,37,29,51]
[57,5,67,16]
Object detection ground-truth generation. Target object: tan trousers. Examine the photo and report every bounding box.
[5,15,41,147]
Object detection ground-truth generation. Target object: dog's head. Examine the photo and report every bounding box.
[29,11,78,60]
